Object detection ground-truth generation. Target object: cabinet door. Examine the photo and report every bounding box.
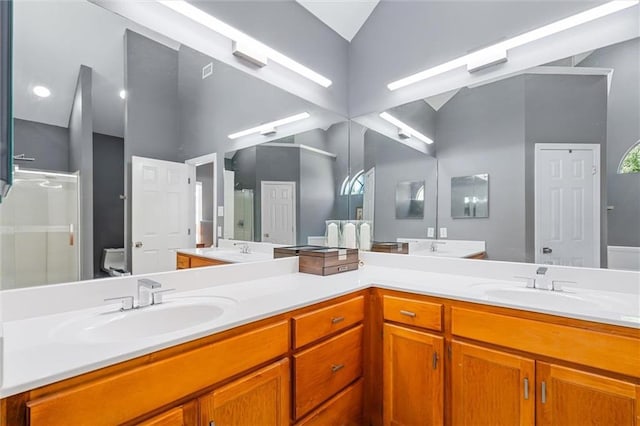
[451,341,534,426]
[383,323,444,426]
[198,359,289,426]
[136,401,197,426]
[537,362,640,426]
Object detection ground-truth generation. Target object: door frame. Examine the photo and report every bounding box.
[534,143,600,266]
[185,153,218,248]
[260,181,296,244]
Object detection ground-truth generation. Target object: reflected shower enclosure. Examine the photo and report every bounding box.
[0,168,80,289]
[451,174,489,218]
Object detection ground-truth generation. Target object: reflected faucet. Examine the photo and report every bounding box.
[430,241,445,252]
[234,242,251,254]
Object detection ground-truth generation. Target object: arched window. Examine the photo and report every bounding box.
[340,170,365,195]
[619,140,640,174]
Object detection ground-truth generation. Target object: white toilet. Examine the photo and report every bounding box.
[101,248,130,276]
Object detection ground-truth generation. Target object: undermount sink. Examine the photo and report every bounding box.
[51,296,237,344]
[470,283,606,311]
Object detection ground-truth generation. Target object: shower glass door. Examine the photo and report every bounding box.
[0,167,80,289]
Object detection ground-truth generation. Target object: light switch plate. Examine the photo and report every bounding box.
[217,206,224,216]
[439,227,448,238]
[427,227,435,238]
[217,226,222,237]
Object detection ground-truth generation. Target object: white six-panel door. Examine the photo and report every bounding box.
[261,181,295,245]
[534,144,600,267]
[132,156,190,274]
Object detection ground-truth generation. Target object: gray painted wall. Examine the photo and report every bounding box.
[13,119,69,172]
[436,76,526,262]
[68,65,94,280]
[93,133,124,276]
[124,30,180,269]
[524,74,608,264]
[580,38,640,247]
[364,129,437,242]
[299,148,334,245]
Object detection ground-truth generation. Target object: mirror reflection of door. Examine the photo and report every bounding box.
[261,181,296,245]
[535,144,600,267]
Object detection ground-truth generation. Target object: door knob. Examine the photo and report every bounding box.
[264,233,270,238]
[134,241,143,248]
[542,247,552,254]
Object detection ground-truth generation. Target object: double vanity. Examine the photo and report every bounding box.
[1,252,638,425]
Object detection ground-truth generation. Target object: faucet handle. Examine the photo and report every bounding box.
[514,275,536,288]
[104,296,135,311]
[138,278,161,289]
[551,280,575,292]
[151,288,175,305]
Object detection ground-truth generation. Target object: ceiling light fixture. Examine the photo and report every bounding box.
[388,0,639,90]
[379,112,433,144]
[228,112,311,140]
[33,85,51,98]
[158,1,332,87]
[119,90,127,99]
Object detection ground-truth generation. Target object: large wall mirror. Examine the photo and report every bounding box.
[352,36,639,269]
[0,0,346,289]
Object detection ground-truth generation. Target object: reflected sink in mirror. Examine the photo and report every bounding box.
[51,296,237,344]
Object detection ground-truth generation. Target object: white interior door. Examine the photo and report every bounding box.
[363,167,375,228]
[132,156,190,274]
[535,144,600,267]
[261,181,295,245]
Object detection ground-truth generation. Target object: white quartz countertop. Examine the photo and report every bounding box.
[2,255,639,398]
[176,247,273,263]
[410,248,485,258]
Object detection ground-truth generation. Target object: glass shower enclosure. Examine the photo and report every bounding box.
[0,167,80,289]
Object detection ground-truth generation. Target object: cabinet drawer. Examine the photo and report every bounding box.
[26,321,289,426]
[176,254,190,269]
[293,296,364,348]
[296,379,363,426]
[451,307,640,377]
[383,295,443,331]
[294,325,363,419]
[136,402,197,426]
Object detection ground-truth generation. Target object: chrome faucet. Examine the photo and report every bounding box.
[234,242,251,254]
[430,241,445,252]
[535,267,550,290]
[138,278,162,307]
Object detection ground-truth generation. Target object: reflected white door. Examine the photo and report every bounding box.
[535,144,600,267]
[223,170,235,239]
[132,156,190,274]
[261,181,295,245]
[363,167,375,228]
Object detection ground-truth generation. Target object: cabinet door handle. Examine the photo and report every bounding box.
[541,381,547,404]
[331,316,345,324]
[209,421,216,426]
[400,310,416,317]
[432,352,439,369]
[524,378,529,400]
[331,364,345,373]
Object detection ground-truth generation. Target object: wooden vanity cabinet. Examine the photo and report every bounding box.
[198,359,290,426]
[176,253,229,269]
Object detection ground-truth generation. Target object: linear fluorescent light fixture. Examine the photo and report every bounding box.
[228,112,311,140]
[379,112,433,145]
[388,0,639,90]
[158,1,332,87]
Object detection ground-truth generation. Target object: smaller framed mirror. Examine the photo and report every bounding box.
[451,174,489,218]
[395,180,425,219]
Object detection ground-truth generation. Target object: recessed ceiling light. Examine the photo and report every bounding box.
[33,86,51,98]
[228,112,311,139]
[119,90,126,99]
[379,112,434,144]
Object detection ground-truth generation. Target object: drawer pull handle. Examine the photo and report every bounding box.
[331,316,345,324]
[400,310,416,317]
[524,378,529,400]
[337,265,349,272]
[331,364,345,373]
[432,352,439,369]
[541,381,547,404]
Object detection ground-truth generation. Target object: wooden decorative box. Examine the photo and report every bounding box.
[371,242,409,254]
[298,248,359,276]
[273,245,327,259]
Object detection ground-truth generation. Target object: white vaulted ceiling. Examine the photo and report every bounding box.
[296,0,379,42]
